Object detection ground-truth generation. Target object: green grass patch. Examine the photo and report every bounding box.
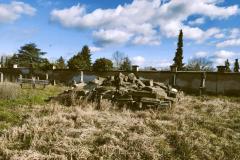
[0,84,65,107]
[0,83,67,132]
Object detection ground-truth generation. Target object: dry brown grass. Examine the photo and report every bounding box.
[0,96,240,160]
[0,82,20,100]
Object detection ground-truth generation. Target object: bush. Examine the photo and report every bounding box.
[93,58,113,71]
[0,82,20,100]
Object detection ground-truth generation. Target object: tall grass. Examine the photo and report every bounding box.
[0,82,20,100]
[0,84,67,132]
[0,96,240,159]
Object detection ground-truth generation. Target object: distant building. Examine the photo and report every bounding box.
[132,65,139,72]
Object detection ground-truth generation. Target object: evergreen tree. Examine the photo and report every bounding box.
[56,56,65,69]
[67,53,82,69]
[82,45,92,69]
[93,58,113,71]
[225,59,231,72]
[120,57,132,71]
[173,29,184,70]
[67,45,92,70]
[234,59,239,72]
[7,43,49,69]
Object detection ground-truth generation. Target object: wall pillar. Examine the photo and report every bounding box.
[52,80,56,86]
[80,71,84,83]
[172,74,176,87]
[199,72,206,96]
[132,65,139,72]
[19,74,23,88]
[170,65,178,72]
[32,77,36,88]
[0,72,3,83]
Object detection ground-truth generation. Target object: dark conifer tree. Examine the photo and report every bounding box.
[225,59,231,72]
[67,45,92,70]
[56,56,65,69]
[81,45,92,70]
[173,30,184,70]
[234,59,239,72]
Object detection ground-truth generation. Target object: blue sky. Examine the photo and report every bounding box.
[0,0,239,69]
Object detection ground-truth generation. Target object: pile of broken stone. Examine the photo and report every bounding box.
[50,73,180,109]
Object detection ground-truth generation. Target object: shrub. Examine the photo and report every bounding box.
[93,58,113,71]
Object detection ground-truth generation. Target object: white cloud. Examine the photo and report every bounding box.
[214,33,225,39]
[51,4,86,28]
[132,35,160,45]
[193,50,237,67]
[213,50,235,59]
[51,0,239,46]
[195,51,208,58]
[146,59,172,68]
[216,38,240,48]
[229,28,240,39]
[190,49,239,68]
[132,56,145,66]
[37,0,60,7]
[93,29,132,47]
[215,28,240,47]
[210,50,236,66]
[0,1,36,23]
[89,46,102,52]
[188,17,205,26]
[183,27,221,42]
[131,56,172,68]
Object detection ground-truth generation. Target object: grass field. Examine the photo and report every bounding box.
[0,83,240,160]
[0,82,67,132]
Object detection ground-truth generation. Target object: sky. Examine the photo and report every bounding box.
[0,0,239,69]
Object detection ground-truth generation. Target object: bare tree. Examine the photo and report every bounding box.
[112,51,124,69]
[185,57,214,71]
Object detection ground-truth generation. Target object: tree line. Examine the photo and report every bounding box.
[0,43,132,71]
[0,31,239,72]
[173,30,239,72]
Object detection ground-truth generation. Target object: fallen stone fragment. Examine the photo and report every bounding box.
[73,82,86,88]
[142,79,154,86]
[135,79,145,87]
[128,73,137,82]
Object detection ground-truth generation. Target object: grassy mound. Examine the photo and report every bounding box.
[0,96,240,159]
